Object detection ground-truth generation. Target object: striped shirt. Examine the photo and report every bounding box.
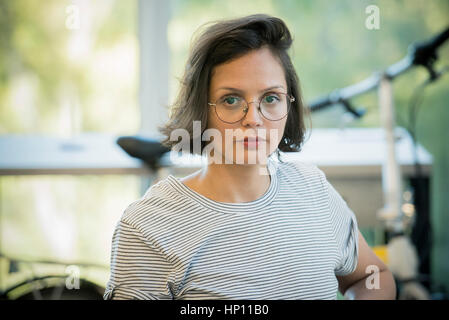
[103,160,359,300]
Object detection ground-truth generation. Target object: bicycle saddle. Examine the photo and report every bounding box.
[116,136,170,169]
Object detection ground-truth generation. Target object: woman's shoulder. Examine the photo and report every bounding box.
[119,176,189,228]
[275,158,326,184]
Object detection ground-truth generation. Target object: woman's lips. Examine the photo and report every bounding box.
[243,140,259,148]
[240,137,266,148]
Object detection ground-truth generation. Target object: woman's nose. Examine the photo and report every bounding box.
[241,101,264,127]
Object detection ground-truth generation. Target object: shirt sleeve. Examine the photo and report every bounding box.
[103,220,176,300]
[317,166,359,276]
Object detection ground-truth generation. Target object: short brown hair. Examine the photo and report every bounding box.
[159,14,310,154]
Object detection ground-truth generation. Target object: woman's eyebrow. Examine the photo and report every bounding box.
[216,85,285,93]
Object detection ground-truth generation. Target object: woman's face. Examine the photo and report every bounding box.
[207,46,288,165]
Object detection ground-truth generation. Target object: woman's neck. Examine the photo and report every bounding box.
[181,163,271,203]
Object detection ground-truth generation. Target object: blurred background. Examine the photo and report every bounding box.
[0,0,448,299]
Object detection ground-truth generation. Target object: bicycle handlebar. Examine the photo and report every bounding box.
[308,26,449,112]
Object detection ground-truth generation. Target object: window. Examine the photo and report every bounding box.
[0,0,141,289]
[0,0,139,135]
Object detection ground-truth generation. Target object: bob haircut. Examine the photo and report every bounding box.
[159,14,310,155]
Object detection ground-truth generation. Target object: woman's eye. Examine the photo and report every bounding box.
[223,96,239,105]
[263,95,280,103]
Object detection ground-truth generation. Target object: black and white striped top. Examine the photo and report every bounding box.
[104,160,359,300]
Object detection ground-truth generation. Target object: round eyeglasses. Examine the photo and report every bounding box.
[208,92,295,123]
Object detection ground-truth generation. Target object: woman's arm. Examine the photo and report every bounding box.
[337,231,396,300]
[104,220,175,300]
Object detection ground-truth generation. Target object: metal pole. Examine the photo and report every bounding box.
[138,0,171,195]
[377,74,404,233]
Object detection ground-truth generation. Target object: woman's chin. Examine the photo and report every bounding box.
[207,152,269,165]
[205,142,275,165]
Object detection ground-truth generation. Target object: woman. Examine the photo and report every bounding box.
[104,14,396,300]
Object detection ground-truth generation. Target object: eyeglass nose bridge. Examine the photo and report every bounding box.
[242,100,261,114]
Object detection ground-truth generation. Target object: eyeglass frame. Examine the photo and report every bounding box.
[207,92,296,124]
